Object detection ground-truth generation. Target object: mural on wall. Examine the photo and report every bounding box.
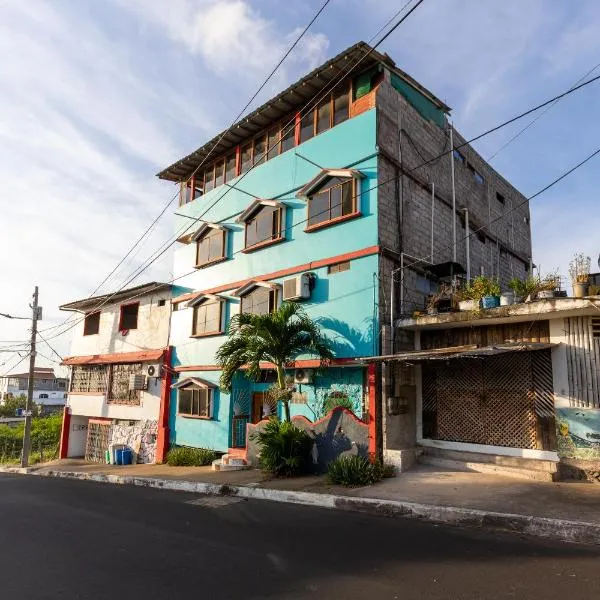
[556,408,600,460]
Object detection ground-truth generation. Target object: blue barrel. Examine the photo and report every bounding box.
[121,448,133,465]
[115,448,124,465]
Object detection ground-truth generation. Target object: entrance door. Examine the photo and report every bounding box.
[252,392,266,423]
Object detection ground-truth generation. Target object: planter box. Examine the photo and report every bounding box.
[481,295,500,309]
[458,299,479,311]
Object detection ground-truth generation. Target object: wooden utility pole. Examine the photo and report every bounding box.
[21,286,40,468]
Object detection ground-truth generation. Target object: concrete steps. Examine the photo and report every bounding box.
[418,446,558,482]
[211,452,250,472]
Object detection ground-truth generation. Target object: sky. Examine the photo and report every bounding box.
[1,0,600,374]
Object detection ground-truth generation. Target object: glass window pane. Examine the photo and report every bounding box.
[316,98,331,133]
[241,144,252,173]
[204,169,214,192]
[179,390,192,414]
[215,160,225,187]
[193,182,203,200]
[299,112,314,143]
[267,127,280,160]
[342,180,354,215]
[330,186,342,219]
[280,122,295,153]
[204,302,221,332]
[256,209,273,243]
[254,137,266,165]
[333,87,349,125]
[198,389,209,416]
[209,230,224,259]
[197,239,210,264]
[225,154,237,182]
[308,191,329,227]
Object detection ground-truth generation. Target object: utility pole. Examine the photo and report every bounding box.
[21,286,40,468]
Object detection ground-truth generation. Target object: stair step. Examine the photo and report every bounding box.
[419,456,556,482]
[211,456,250,472]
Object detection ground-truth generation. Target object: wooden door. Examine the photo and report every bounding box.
[252,392,266,423]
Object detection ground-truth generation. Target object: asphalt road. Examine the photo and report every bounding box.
[0,475,599,600]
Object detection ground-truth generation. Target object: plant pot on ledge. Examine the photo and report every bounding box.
[573,281,590,298]
[458,299,479,311]
[481,295,500,309]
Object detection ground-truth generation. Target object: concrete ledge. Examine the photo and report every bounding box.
[3,467,599,546]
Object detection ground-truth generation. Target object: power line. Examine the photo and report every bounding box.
[0,352,30,378]
[36,331,64,363]
[488,61,600,161]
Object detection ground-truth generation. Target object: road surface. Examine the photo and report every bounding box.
[0,474,598,599]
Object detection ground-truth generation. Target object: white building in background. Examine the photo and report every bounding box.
[58,282,172,464]
[0,367,68,411]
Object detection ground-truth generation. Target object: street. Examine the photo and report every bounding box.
[0,475,598,599]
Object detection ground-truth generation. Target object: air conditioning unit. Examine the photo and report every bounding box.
[145,363,162,378]
[294,368,313,385]
[283,273,311,301]
[129,374,147,391]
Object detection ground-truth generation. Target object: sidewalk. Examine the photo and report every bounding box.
[5,459,600,544]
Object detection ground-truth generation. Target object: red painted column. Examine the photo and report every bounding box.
[367,362,377,462]
[156,346,173,464]
[59,406,71,459]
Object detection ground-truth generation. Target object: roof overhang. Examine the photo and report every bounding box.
[296,169,364,199]
[362,342,557,363]
[235,199,285,223]
[171,377,217,390]
[191,222,228,242]
[156,41,450,183]
[63,349,165,366]
[60,283,172,313]
[233,280,280,297]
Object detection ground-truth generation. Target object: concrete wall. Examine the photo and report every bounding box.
[375,76,532,322]
[67,291,171,357]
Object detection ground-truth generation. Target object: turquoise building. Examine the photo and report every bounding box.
[158,41,528,457]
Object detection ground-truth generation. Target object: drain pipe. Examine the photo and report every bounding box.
[430,182,435,263]
[450,123,457,263]
[463,207,471,282]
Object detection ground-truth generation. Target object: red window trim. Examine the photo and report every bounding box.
[118,302,139,331]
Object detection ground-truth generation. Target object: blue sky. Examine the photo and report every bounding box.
[1,0,599,371]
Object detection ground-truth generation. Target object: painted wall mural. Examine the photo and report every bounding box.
[556,408,600,460]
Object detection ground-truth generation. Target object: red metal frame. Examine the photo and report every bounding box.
[59,406,71,459]
[118,302,139,331]
[156,346,173,463]
[367,362,377,461]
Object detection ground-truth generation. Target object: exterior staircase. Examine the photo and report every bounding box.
[418,446,558,482]
[211,447,251,472]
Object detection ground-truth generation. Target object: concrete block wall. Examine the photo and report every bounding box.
[376,77,532,318]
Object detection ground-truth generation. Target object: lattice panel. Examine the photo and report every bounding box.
[71,365,108,393]
[108,363,143,405]
[85,422,110,463]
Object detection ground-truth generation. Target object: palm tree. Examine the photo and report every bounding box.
[216,302,334,421]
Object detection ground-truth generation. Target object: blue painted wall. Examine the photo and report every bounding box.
[168,109,378,451]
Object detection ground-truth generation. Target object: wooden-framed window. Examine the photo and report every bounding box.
[240,286,278,316]
[240,143,253,174]
[316,97,331,134]
[192,299,224,336]
[225,153,237,183]
[119,302,139,331]
[178,386,213,419]
[299,111,314,143]
[307,177,357,229]
[83,311,100,336]
[214,159,225,188]
[179,178,203,206]
[245,204,282,249]
[204,166,215,193]
[195,228,226,267]
[328,261,350,274]
[254,136,267,166]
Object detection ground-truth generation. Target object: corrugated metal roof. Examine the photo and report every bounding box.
[157,41,450,183]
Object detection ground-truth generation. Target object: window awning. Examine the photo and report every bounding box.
[171,377,217,390]
[62,349,165,366]
[362,342,557,363]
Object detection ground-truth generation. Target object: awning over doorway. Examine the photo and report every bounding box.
[362,342,557,363]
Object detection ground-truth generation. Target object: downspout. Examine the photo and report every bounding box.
[430,181,435,263]
[449,123,457,263]
[463,208,471,282]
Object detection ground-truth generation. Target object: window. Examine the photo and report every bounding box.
[280,123,295,154]
[328,261,350,274]
[333,87,350,125]
[477,232,486,244]
[178,386,213,418]
[241,144,253,173]
[316,98,331,134]
[192,299,223,336]
[245,204,282,249]
[109,363,143,405]
[241,286,277,316]
[299,111,314,143]
[196,227,226,266]
[83,311,100,336]
[214,159,225,188]
[158,299,166,307]
[225,153,237,182]
[71,365,108,393]
[39,393,48,399]
[267,127,280,160]
[204,167,215,193]
[453,149,465,163]
[467,163,484,185]
[58,381,66,389]
[119,303,139,331]
[254,136,267,165]
[307,177,356,229]
[496,192,505,204]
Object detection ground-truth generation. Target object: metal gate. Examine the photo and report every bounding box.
[85,421,111,462]
[422,350,556,450]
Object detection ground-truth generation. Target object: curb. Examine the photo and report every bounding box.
[4,467,600,545]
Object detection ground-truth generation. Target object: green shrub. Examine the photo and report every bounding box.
[323,393,354,415]
[253,418,313,477]
[166,446,219,467]
[326,455,393,487]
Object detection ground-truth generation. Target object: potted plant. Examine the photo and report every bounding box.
[469,275,500,309]
[507,277,537,304]
[457,284,479,311]
[569,253,591,298]
[537,270,560,299]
